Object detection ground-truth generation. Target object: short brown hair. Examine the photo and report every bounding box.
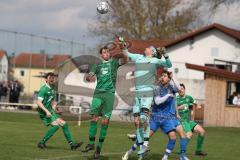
[99,46,109,54]
[162,70,171,79]
[180,83,185,89]
[44,72,55,79]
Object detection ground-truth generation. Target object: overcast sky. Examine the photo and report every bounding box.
[0,0,239,50]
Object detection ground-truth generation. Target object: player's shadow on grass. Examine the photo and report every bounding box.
[86,156,109,160]
[127,153,163,160]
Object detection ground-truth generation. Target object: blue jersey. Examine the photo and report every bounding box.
[152,81,179,117]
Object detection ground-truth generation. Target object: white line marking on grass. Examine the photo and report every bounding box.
[36,152,125,160]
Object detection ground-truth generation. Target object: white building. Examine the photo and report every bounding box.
[0,50,8,82]
[165,23,240,101]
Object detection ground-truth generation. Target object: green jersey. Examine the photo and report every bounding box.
[37,84,56,116]
[90,58,120,92]
[177,94,196,122]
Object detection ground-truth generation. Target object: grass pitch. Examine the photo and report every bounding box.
[0,111,239,160]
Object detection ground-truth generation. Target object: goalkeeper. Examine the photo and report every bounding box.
[121,40,172,157]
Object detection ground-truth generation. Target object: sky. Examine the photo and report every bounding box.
[0,0,239,54]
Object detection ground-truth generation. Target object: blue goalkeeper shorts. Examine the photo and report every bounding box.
[150,113,180,134]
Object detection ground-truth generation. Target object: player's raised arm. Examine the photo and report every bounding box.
[112,51,129,65]
[157,48,172,68]
[170,73,181,93]
[122,48,142,62]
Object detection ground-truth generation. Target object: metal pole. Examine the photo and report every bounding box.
[44,37,47,74]
[13,32,17,69]
[28,34,33,95]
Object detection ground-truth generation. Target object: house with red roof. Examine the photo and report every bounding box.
[11,53,70,95]
[123,23,240,103]
[0,50,8,82]
[164,23,240,102]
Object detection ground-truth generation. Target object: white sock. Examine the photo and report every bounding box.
[144,141,149,147]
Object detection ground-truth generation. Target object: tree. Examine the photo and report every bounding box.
[207,0,239,10]
[89,0,201,40]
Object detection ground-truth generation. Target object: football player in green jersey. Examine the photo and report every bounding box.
[36,72,83,150]
[177,83,207,156]
[82,46,127,160]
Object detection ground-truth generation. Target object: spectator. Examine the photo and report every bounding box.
[9,80,21,103]
[232,93,240,106]
[0,81,8,102]
[228,91,237,105]
[0,82,2,101]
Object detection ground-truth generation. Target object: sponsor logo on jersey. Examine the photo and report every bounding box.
[101,68,109,75]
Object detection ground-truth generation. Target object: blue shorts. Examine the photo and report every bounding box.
[150,113,180,134]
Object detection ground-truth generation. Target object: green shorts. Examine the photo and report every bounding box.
[181,121,198,133]
[39,111,59,126]
[90,91,115,119]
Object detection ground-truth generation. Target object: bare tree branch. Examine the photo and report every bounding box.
[89,0,202,40]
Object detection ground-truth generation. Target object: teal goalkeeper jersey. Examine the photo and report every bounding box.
[125,50,172,91]
[90,58,120,92]
[37,84,56,116]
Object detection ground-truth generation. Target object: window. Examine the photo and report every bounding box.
[226,81,240,106]
[20,70,25,76]
[211,48,219,57]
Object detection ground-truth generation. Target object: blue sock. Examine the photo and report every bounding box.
[127,140,140,155]
[164,139,176,156]
[131,143,138,151]
[180,138,188,157]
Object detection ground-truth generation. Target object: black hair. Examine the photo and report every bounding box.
[162,70,171,79]
[99,46,109,54]
[180,83,185,89]
[45,72,55,79]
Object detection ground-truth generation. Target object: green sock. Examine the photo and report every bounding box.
[89,121,98,145]
[97,124,109,149]
[62,123,74,145]
[196,135,204,152]
[40,125,59,144]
